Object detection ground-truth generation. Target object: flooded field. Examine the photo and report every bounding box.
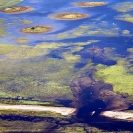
[0,0,133,132]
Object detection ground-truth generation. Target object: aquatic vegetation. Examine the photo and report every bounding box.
[0,0,23,8]
[112,2,133,12]
[0,18,5,24]
[73,2,107,7]
[115,14,133,23]
[94,64,133,95]
[49,12,89,20]
[0,44,17,54]
[15,37,29,45]
[19,19,32,24]
[21,26,52,34]
[0,26,8,38]
[0,6,34,14]
[57,23,119,40]
[61,126,86,133]
[62,52,81,63]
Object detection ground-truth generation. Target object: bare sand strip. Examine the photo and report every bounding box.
[0,104,133,121]
[0,104,76,116]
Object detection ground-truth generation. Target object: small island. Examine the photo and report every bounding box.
[73,2,107,7]
[0,6,34,14]
[21,26,52,34]
[49,12,89,20]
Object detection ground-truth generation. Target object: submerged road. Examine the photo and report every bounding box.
[0,104,133,121]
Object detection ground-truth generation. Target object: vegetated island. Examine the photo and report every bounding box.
[21,26,52,34]
[49,12,89,20]
[0,6,34,14]
[73,2,107,7]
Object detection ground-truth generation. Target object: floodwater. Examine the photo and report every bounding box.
[0,0,133,102]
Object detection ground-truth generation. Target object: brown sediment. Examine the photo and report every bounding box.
[21,26,52,34]
[0,6,34,14]
[73,2,107,7]
[49,12,89,20]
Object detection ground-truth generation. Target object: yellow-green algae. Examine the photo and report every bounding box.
[0,0,23,8]
[19,19,32,24]
[115,14,133,23]
[0,44,18,54]
[94,63,133,95]
[73,2,107,7]
[49,12,89,20]
[57,23,120,40]
[112,2,133,12]
[15,37,29,45]
[0,40,98,99]
[0,26,8,38]
[0,18,5,24]
[62,52,81,63]
[21,26,52,34]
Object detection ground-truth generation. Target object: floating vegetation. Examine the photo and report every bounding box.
[15,37,29,45]
[0,18,5,24]
[115,14,133,23]
[0,0,23,8]
[49,12,89,20]
[0,44,17,54]
[0,26,8,38]
[112,2,133,12]
[0,6,34,14]
[19,19,32,24]
[21,26,52,34]
[57,23,119,40]
[94,63,133,95]
[73,2,107,7]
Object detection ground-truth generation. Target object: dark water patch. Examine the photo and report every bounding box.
[70,76,132,114]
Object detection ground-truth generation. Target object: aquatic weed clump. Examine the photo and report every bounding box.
[21,26,52,34]
[49,12,89,20]
[0,6,34,14]
[94,64,133,95]
[73,2,107,7]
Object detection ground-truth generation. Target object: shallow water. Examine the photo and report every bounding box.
[0,0,133,102]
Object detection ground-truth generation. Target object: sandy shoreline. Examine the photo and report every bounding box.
[0,104,133,121]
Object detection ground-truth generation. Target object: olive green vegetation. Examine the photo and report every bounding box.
[73,2,107,7]
[15,37,29,45]
[115,14,133,23]
[0,41,96,100]
[0,109,132,133]
[0,99,63,107]
[0,109,64,118]
[0,0,23,8]
[0,44,17,54]
[0,26,8,38]
[0,18,5,24]
[94,60,133,95]
[57,23,119,40]
[19,19,32,24]
[112,2,133,12]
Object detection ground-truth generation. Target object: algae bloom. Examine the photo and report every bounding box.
[73,2,107,7]
[49,12,89,20]
[21,26,52,34]
[0,6,34,14]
